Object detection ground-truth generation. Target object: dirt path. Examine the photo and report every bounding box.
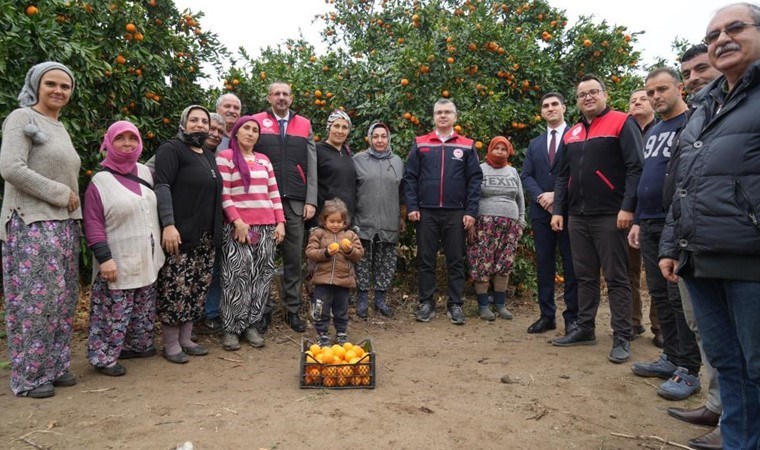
[0,297,709,449]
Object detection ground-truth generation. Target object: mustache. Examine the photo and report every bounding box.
[715,42,741,57]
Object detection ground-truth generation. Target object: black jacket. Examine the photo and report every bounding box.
[659,62,760,281]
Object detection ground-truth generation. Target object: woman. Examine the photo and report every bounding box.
[154,105,222,363]
[1,62,81,398]
[216,116,285,351]
[352,122,404,318]
[83,121,165,376]
[467,136,525,321]
[312,110,357,225]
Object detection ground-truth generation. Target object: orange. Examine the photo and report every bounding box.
[126,23,137,33]
[400,78,409,86]
[583,39,592,47]
[26,5,38,15]
[338,365,353,377]
[337,376,349,387]
[315,354,324,364]
[328,242,339,252]
[353,346,365,358]
[344,349,357,361]
[321,347,334,361]
[341,238,351,249]
[309,343,321,355]
[361,376,371,386]
[342,342,353,351]
[332,345,346,360]
[323,376,336,387]
[356,363,370,376]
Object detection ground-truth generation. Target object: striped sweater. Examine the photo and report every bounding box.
[216,149,285,226]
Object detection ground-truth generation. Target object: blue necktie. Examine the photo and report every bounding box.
[279,119,287,140]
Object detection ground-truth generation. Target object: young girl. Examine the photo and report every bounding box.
[305,198,364,346]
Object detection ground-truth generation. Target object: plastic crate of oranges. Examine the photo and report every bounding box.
[299,338,375,389]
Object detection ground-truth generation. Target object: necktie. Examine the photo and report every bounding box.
[278,119,287,140]
[549,130,557,166]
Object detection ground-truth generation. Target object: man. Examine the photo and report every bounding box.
[627,68,702,404]
[663,43,723,450]
[204,113,226,153]
[404,98,482,325]
[253,81,317,333]
[626,89,661,346]
[521,93,578,334]
[660,4,760,449]
[551,74,643,364]
[680,44,723,98]
[215,93,241,150]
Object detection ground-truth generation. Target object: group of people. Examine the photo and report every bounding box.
[2,3,759,449]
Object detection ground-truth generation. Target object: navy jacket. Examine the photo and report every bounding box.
[521,128,567,220]
[403,131,482,217]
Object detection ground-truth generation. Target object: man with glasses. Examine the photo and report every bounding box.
[551,75,643,365]
[404,98,483,325]
[659,4,760,448]
[253,81,318,334]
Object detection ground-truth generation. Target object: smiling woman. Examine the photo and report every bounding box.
[0,62,81,399]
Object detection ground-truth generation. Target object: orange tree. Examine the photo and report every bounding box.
[0,0,226,178]
[228,0,644,295]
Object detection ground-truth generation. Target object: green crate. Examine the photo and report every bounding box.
[299,338,376,389]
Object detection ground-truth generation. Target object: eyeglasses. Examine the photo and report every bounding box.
[704,21,760,45]
[575,88,603,100]
[434,110,456,116]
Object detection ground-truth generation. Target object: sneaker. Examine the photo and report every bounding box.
[318,334,332,347]
[336,332,348,345]
[608,337,631,363]
[631,354,677,379]
[657,367,701,400]
[414,302,436,322]
[222,332,240,351]
[552,328,597,346]
[244,327,265,348]
[447,304,466,325]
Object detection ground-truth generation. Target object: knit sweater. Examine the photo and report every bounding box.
[477,163,525,225]
[0,107,81,241]
[216,149,285,226]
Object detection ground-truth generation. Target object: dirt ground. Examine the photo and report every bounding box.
[0,292,712,450]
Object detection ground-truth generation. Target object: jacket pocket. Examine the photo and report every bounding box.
[594,170,615,190]
[295,164,306,184]
[735,179,760,232]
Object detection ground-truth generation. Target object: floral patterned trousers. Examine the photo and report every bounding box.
[2,213,80,395]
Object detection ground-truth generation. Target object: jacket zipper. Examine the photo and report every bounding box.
[735,180,760,231]
[329,233,338,284]
[439,144,445,207]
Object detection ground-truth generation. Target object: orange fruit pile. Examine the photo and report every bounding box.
[303,342,372,387]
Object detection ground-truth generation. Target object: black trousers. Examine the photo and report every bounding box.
[416,208,465,307]
[313,284,349,335]
[533,215,578,325]
[639,219,701,373]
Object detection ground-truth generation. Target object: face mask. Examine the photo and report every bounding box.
[179,130,208,148]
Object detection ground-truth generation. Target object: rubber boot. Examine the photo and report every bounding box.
[493,292,512,319]
[356,290,369,318]
[374,290,394,317]
[477,293,495,321]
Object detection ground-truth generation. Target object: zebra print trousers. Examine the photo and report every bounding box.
[220,223,276,335]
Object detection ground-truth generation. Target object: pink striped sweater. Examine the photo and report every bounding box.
[216,149,285,225]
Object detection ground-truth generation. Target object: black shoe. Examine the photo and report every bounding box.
[96,363,127,377]
[257,311,272,335]
[287,312,306,333]
[25,383,55,399]
[196,317,223,335]
[552,328,597,346]
[633,324,646,335]
[688,426,722,450]
[119,348,157,359]
[527,316,556,334]
[52,372,77,387]
[608,337,631,363]
[565,321,579,335]
[653,330,664,348]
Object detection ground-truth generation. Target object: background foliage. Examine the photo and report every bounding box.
[1,0,647,295]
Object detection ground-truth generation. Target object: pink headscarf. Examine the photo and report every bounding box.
[229,115,261,193]
[100,121,143,174]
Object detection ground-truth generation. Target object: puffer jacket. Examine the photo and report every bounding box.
[305,227,364,288]
[660,62,760,280]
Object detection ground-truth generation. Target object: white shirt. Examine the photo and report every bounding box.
[546,123,567,155]
[274,112,290,134]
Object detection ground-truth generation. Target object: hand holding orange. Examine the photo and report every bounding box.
[341,238,352,251]
[328,242,340,254]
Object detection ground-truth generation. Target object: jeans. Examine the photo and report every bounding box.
[684,276,760,449]
[639,220,700,373]
[416,209,466,307]
[568,215,632,340]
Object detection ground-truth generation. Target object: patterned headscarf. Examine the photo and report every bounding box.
[326,109,352,131]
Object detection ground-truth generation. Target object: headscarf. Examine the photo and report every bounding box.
[326,109,352,132]
[177,104,210,148]
[100,121,143,175]
[367,122,393,160]
[228,115,262,193]
[486,136,514,169]
[17,61,75,107]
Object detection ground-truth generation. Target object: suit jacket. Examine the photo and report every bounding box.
[521,128,566,220]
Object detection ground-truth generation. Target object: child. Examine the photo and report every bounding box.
[305,198,364,346]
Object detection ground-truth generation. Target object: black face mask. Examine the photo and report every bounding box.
[178,130,209,148]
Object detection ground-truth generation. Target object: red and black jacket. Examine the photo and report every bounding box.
[252,110,314,203]
[553,108,643,216]
[403,131,483,217]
